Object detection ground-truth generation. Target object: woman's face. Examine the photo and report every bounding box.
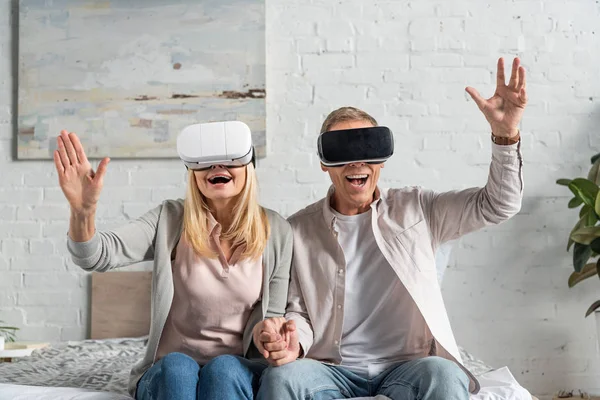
[194,165,246,202]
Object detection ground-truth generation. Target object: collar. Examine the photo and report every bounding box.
[322,185,381,231]
[207,212,221,237]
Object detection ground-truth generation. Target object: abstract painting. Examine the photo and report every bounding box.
[18,0,266,159]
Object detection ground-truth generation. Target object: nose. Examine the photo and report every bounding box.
[347,161,366,167]
[210,164,226,169]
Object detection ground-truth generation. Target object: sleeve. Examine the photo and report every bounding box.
[420,141,524,247]
[67,205,161,272]
[265,220,294,318]
[285,258,314,357]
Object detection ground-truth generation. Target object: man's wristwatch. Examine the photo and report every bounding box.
[491,131,520,145]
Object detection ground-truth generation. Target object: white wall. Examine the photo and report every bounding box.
[1,0,599,397]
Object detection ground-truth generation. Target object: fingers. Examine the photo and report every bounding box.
[516,65,526,92]
[252,322,269,358]
[284,320,297,332]
[263,317,286,334]
[60,130,79,165]
[262,320,277,334]
[519,87,528,105]
[259,331,281,343]
[517,65,528,105]
[94,158,110,184]
[53,149,65,174]
[69,132,89,165]
[254,337,269,359]
[268,349,289,361]
[508,57,520,89]
[465,87,487,111]
[496,57,505,87]
[257,317,288,362]
[284,320,297,345]
[270,352,294,367]
[264,340,287,352]
[285,321,298,346]
[56,135,71,168]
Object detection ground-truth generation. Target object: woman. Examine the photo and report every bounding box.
[54,129,293,400]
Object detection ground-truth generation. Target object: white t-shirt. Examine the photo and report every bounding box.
[332,207,432,378]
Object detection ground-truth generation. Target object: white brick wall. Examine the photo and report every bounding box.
[1,0,599,397]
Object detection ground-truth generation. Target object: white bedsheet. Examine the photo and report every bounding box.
[470,367,533,400]
[0,383,130,400]
[0,366,532,400]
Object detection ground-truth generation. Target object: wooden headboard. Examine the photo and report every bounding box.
[91,271,152,339]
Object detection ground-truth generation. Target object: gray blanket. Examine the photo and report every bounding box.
[0,338,493,396]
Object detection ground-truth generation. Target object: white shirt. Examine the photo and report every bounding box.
[332,207,432,378]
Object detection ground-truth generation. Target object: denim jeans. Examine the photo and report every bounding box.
[136,352,267,400]
[257,356,469,400]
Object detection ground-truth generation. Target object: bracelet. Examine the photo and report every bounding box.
[491,131,520,145]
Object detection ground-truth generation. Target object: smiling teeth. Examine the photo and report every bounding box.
[346,174,368,179]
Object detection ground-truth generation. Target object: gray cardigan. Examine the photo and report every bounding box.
[67,199,293,397]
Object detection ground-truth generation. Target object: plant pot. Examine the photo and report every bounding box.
[0,336,4,351]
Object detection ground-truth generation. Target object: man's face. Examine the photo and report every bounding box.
[321,120,384,213]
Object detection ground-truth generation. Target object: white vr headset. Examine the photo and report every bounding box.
[177,121,255,171]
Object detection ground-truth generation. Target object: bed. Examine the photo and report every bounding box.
[0,337,508,399]
[0,270,537,400]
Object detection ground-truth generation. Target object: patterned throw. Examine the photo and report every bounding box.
[0,338,493,395]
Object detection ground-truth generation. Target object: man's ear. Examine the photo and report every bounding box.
[320,163,327,172]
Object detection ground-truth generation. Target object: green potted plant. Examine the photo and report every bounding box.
[0,320,19,350]
[557,153,600,321]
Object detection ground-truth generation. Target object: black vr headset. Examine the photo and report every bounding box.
[317,126,394,167]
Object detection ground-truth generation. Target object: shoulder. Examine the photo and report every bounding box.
[384,186,425,198]
[380,186,430,222]
[287,198,325,228]
[263,208,290,228]
[262,208,293,263]
[154,198,185,219]
[262,208,292,238]
[383,186,429,205]
[161,198,185,211]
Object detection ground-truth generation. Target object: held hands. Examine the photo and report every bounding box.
[53,131,110,215]
[252,317,300,367]
[465,57,528,138]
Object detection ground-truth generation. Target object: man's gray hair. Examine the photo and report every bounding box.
[320,106,378,133]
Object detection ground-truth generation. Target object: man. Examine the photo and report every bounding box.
[254,57,526,400]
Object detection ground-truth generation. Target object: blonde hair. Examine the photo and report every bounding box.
[182,163,269,260]
[320,106,378,133]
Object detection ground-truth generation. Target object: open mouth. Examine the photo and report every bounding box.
[208,175,232,185]
[345,174,368,187]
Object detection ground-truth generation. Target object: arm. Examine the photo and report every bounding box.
[424,56,527,245]
[54,130,159,272]
[67,205,160,272]
[284,261,314,357]
[54,130,110,243]
[251,216,298,364]
[421,140,523,246]
[252,225,313,365]
[264,219,294,318]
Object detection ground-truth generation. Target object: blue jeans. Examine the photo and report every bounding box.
[257,356,469,400]
[136,352,268,400]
